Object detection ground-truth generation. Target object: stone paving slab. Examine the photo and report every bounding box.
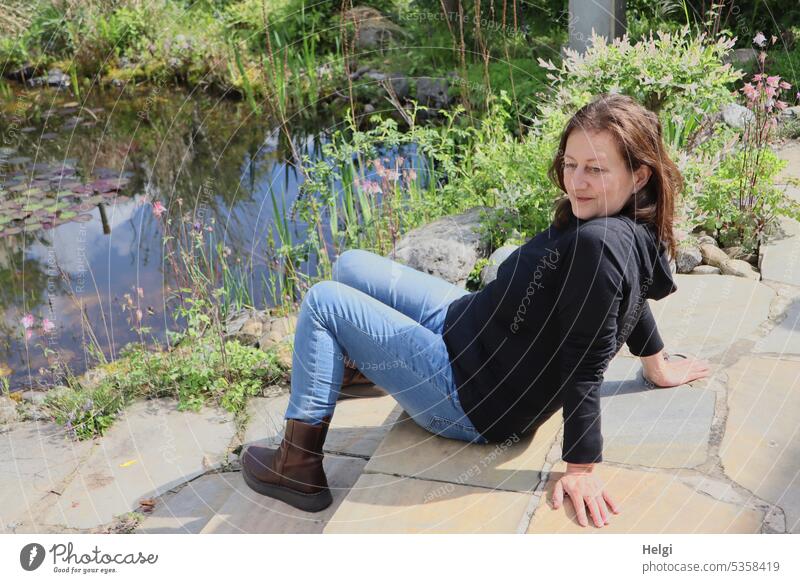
[632,274,775,358]
[588,356,715,468]
[0,422,95,533]
[719,356,800,533]
[754,297,800,355]
[363,410,561,492]
[200,456,367,533]
[760,216,800,287]
[323,472,533,533]
[134,473,239,534]
[245,393,404,458]
[526,463,764,533]
[40,399,236,530]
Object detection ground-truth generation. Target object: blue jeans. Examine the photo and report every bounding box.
[284,249,489,444]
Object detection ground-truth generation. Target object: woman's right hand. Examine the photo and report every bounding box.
[552,463,621,528]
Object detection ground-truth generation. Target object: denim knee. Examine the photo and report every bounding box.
[332,248,372,282]
[302,280,343,318]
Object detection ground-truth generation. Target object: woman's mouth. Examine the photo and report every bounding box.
[576,196,593,202]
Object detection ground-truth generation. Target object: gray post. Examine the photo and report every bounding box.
[568,0,627,55]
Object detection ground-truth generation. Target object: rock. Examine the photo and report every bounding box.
[0,396,19,424]
[224,308,269,345]
[415,76,451,110]
[387,206,492,287]
[257,313,298,353]
[363,103,375,115]
[722,245,744,258]
[690,265,721,275]
[700,243,731,268]
[343,6,407,50]
[3,64,37,82]
[784,106,800,119]
[722,48,758,69]
[480,244,518,286]
[720,258,760,280]
[675,245,702,273]
[696,234,717,247]
[721,103,755,130]
[386,73,409,100]
[19,390,47,405]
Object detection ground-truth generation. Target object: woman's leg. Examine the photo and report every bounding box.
[331,248,471,335]
[284,279,487,444]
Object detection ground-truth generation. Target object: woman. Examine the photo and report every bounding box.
[240,93,711,528]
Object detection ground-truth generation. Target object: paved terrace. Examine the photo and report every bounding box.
[3,143,800,534]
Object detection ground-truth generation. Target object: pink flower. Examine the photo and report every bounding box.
[766,76,780,88]
[21,314,35,329]
[780,81,791,90]
[136,287,144,298]
[152,201,166,217]
[776,100,788,110]
[753,32,767,47]
[25,329,33,340]
[135,309,143,323]
[42,318,55,333]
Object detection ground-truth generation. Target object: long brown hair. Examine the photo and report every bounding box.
[547,93,682,260]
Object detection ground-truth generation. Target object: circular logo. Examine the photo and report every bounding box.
[20,543,46,571]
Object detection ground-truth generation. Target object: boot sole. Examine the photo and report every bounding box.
[240,455,333,513]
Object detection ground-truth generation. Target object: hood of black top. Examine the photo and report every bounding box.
[567,212,678,301]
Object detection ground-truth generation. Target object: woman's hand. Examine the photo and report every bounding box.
[552,463,621,528]
[641,349,711,388]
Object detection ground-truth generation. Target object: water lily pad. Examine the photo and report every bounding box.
[74,213,93,222]
[85,195,106,205]
[23,203,44,212]
[25,221,42,230]
[59,211,78,219]
[21,188,42,197]
[1,226,23,236]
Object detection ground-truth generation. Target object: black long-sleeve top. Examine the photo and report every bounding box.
[442,213,678,463]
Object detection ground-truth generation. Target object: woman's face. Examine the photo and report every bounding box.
[562,129,652,221]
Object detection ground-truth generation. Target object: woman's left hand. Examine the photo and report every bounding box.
[646,353,711,388]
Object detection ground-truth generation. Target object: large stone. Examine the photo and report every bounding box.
[719,258,760,280]
[480,244,518,286]
[415,76,452,110]
[574,356,715,469]
[342,6,407,50]
[719,356,800,533]
[387,206,492,287]
[699,243,731,268]
[0,395,19,424]
[526,463,764,533]
[642,274,774,357]
[675,244,702,274]
[754,297,800,355]
[324,472,532,533]
[0,422,95,533]
[690,265,721,275]
[721,103,755,130]
[200,456,367,533]
[760,216,800,286]
[40,399,236,530]
[363,410,561,492]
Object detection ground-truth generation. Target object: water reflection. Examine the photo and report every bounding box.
[0,84,422,392]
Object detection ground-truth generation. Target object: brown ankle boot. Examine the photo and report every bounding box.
[240,416,333,512]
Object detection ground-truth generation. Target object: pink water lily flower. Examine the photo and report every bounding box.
[753,32,767,47]
[152,201,166,217]
[42,319,55,333]
[21,314,35,329]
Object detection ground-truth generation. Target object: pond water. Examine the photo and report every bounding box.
[0,84,423,392]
